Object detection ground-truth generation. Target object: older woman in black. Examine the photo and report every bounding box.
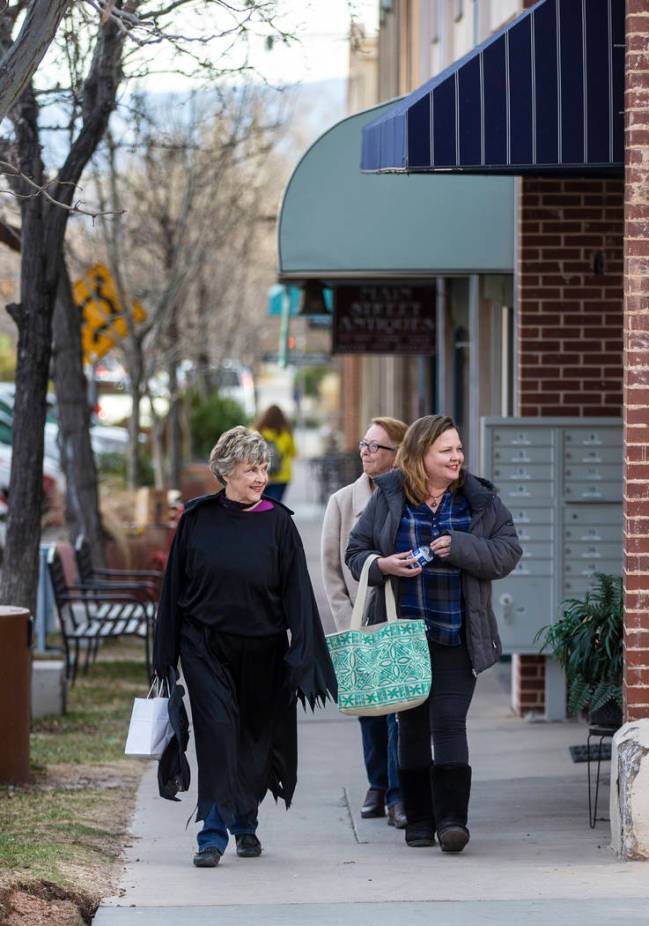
[153,426,336,867]
[346,416,521,853]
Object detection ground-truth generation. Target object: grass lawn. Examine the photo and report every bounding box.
[0,641,150,925]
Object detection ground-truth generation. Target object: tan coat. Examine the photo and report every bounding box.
[320,472,373,631]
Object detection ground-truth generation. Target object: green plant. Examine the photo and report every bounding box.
[300,365,329,399]
[97,451,154,487]
[0,338,17,380]
[535,573,623,716]
[189,389,247,459]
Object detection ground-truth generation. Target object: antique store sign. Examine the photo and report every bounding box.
[332,285,436,354]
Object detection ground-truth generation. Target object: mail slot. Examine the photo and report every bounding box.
[482,416,622,653]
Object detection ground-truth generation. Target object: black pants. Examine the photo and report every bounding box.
[398,638,476,768]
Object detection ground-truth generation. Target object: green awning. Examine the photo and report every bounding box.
[278,101,515,280]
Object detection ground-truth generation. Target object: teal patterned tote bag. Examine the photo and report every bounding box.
[326,554,432,717]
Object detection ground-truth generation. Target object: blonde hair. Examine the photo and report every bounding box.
[370,416,408,447]
[208,426,269,483]
[395,415,462,505]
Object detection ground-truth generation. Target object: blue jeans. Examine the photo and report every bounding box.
[197,804,258,855]
[359,713,400,807]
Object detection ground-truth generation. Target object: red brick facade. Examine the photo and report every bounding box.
[512,654,545,715]
[623,3,649,721]
[519,178,625,418]
[515,177,625,715]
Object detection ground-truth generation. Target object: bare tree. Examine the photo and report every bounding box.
[88,88,282,488]
[0,0,286,614]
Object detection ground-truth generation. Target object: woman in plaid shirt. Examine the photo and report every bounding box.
[346,416,521,854]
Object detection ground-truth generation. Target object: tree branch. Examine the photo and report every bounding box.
[0,0,71,122]
[0,157,123,218]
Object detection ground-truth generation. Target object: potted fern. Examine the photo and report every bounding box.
[536,573,623,728]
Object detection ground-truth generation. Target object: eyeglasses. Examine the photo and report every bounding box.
[359,440,397,454]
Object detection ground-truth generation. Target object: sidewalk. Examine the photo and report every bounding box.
[93,463,649,925]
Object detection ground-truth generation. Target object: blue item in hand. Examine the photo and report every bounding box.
[410,545,435,568]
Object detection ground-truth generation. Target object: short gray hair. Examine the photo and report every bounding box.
[208,426,269,482]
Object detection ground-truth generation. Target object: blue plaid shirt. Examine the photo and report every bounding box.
[395,490,471,646]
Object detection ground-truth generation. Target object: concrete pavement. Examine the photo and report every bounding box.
[93,460,649,925]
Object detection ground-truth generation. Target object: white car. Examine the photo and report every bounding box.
[0,442,65,504]
[211,360,257,419]
[0,382,129,459]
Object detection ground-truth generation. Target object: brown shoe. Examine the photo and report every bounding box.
[387,802,407,829]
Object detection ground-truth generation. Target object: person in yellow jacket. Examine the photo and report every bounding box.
[256,405,297,502]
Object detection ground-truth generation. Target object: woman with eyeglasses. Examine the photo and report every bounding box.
[346,416,521,854]
[321,416,409,828]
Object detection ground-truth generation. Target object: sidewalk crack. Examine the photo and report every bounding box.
[342,787,367,844]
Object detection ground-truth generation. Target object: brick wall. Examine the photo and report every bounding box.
[512,654,545,715]
[623,1,649,722]
[519,178,625,418]
[514,176,625,716]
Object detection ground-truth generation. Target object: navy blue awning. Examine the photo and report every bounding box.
[361,0,624,176]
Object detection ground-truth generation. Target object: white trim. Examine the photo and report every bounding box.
[436,277,447,412]
[608,0,614,164]
[505,30,511,166]
[530,9,537,165]
[469,273,480,472]
[556,0,563,163]
[480,51,486,166]
[582,0,588,163]
[455,70,461,166]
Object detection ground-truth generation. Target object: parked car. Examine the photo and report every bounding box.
[214,360,256,419]
[0,381,129,460]
[178,358,257,419]
[0,443,65,509]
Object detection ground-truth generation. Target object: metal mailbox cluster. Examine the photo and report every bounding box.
[480,418,623,654]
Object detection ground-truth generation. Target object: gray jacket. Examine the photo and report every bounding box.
[345,469,523,675]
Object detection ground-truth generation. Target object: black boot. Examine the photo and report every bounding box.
[398,766,435,847]
[431,763,471,853]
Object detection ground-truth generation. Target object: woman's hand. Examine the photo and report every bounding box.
[431,535,452,559]
[377,552,422,577]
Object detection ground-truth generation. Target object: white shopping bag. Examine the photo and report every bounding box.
[124,678,173,759]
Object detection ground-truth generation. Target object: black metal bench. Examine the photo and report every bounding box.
[47,547,154,682]
[74,535,161,603]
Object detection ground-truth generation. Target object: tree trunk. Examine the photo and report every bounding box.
[195,279,211,398]
[0,94,51,614]
[126,348,143,491]
[52,261,106,566]
[166,319,182,489]
[147,392,166,489]
[1,13,123,612]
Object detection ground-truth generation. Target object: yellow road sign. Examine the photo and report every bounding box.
[73,263,146,363]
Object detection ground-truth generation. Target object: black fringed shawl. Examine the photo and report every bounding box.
[152,492,337,822]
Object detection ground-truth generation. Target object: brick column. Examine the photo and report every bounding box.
[341,355,362,451]
[514,176,624,716]
[623,1,649,722]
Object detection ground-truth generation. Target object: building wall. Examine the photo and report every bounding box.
[514,175,624,715]
[518,178,625,419]
[347,25,378,115]
[623,0,649,722]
